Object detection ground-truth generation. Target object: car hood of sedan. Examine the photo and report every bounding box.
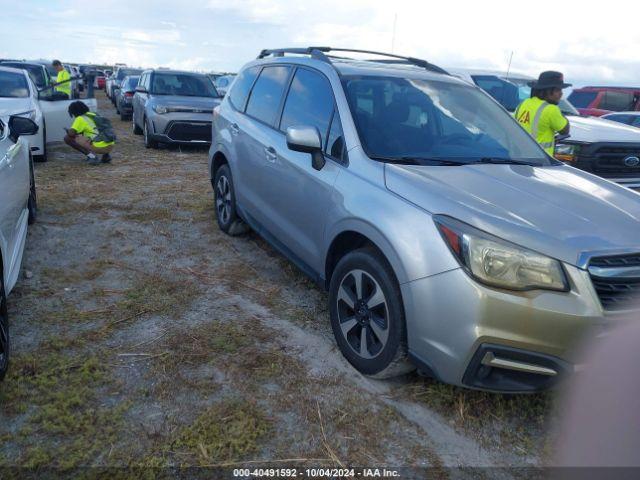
[152,95,220,112]
[385,161,640,267]
[566,114,640,143]
[0,97,35,117]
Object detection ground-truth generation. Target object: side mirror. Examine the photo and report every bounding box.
[135,86,147,93]
[8,116,38,142]
[286,126,325,171]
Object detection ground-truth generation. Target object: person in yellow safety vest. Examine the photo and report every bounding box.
[515,71,571,156]
[52,60,71,98]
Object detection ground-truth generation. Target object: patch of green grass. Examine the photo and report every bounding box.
[0,348,131,470]
[402,378,554,455]
[171,399,270,465]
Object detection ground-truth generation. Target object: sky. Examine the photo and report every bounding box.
[2,0,639,87]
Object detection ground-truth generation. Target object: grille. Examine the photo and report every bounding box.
[590,277,640,310]
[589,254,640,310]
[589,254,640,268]
[591,145,640,175]
[165,121,211,142]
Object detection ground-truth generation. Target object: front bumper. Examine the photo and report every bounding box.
[147,111,212,144]
[401,265,609,392]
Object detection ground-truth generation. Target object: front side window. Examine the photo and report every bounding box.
[343,75,550,165]
[280,68,335,145]
[245,66,291,125]
[151,73,218,97]
[228,67,259,111]
[0,71,29,98]
[325,113,345,160]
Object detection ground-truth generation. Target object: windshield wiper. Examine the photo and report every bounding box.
[475,157,539,166]
[370,156,465,166]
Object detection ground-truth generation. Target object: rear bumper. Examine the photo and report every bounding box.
[401,266,607,392]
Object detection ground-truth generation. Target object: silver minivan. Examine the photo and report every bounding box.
[209,47,640,393]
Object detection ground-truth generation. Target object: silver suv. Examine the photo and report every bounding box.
[209,47,640,393]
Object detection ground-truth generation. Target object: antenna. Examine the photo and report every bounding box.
[391,13,398,53]
[505,50,514,80]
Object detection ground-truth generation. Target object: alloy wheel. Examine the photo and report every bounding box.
[216,174,232,225]
[336,269,389,359]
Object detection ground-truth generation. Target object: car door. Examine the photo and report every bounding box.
[263,67,342,273]
[38,83,98,143]
[133,72,148,126]
[235,65,292,227]
[0,121,28,287]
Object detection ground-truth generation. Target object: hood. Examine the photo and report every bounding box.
[566,115,640,143]
[385,162,640,267]
[150,95,220,112]
[0,97,34,117]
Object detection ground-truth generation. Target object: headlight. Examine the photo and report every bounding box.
[17,109,37,121]
[153,105,169,114]
[434,216,568,292]
[554,143,580,162]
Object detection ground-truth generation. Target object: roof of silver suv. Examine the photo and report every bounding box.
[254,47,465,84]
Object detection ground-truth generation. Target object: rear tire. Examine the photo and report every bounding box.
[329,248,414,379]
[28,158,37,225]
[214,164,248,236]
[0,275,10,381]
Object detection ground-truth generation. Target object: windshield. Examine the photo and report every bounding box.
[0,63,46,88]
[568,91,598,109]
[343,75,550,165]
[117,68,143,80]
[472,75,579,116]
[151,73,218,97]
[0,71,29,97]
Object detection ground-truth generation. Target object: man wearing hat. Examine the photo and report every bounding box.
[515,71,571,156]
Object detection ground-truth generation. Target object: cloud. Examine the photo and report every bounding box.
[4,0,639,85]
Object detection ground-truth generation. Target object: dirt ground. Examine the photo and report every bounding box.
[0,92,558,476]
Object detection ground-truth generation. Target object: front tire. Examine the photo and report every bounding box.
[0,275,10,381]
[143,118,158,149]
[34,122,47,163]
[329,248,413,378]
[132,115,142,135]
[214,164,248,236]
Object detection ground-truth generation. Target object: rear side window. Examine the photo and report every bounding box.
[228,66,260,111]
[245,66,291,125]
[568,91,598,108]
[0,71,29,97]
[280,68,335,145]
[600,91,635,111]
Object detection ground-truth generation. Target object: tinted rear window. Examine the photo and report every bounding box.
[600,91,635,111]
[245,66,291,125]
[568,91,598,108]
[117,68,143,80]
[228,67,260,111]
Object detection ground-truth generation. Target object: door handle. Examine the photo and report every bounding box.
[264,146,277,162]
[230,123,240,136]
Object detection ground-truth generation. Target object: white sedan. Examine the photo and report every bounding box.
[0,114,38,380]
[0,65,98,163]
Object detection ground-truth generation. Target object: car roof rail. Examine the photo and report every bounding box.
[257,47,448,75]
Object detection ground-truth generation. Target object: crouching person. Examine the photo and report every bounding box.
[64,101,116,165]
